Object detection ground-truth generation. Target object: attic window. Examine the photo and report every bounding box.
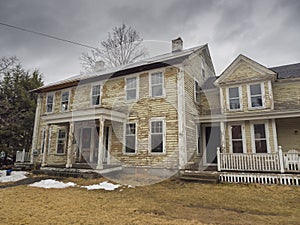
[228,87,241,110]
[249,84,263,108]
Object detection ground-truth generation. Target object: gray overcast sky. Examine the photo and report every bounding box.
[0,0,299,84]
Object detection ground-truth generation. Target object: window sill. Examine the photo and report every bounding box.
[248,106,265,110]
[55,153,66,156]
[148,151,166,156]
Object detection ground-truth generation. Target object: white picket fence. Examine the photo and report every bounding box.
[217,147,300,173]
[16,149,31,163]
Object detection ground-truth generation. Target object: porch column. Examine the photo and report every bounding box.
[220,121,226,152]
[66,122,74,168]
[41,124,50,166]
[97,117,105,170]
[30,94,42,164]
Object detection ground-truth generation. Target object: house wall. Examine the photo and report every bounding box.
[273,81,300,110]
[277,118,300,152]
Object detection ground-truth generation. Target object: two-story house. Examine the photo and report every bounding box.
[30,38,216,173]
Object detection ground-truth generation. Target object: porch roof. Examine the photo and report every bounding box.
[41,107,127,124]
[195,109,300,123]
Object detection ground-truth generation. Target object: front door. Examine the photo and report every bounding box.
[203,125,220,165]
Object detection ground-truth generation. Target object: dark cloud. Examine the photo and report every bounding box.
[0,0,299,82]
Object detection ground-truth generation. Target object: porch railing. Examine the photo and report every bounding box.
[16,149,31,163]
[217,147,300,173]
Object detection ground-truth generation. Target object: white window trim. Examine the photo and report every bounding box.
[60,89,70,112]
[123,122,138,155]
[45,92,55,114]
[149,70,165,99]
[56,128,67,155]
[125,75,139,102]
[194,79,201,104]
[228,122,247,153]
[90,83,102,107]
[250,121,270,153]
[247,82,265,110]
[148,117,166,155]
[227,85,243,111]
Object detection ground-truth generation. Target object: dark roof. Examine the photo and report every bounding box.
[201,76,217,90]
[269,63,300,79]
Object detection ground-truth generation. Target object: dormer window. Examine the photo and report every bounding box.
[228,87,241,110]
[249,83,263,108]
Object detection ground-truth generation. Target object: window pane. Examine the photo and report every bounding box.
[126,77,136,89]
[151,134,163,152]
[254,124,266,139]
[47,95,53,103]
[152,85,163,97]
[92,96,100,105]
[47,104,53,113]
[230,99,240,109]
[126,89,136,100]
[255,140,267,153]
[125,136,136,153]
[61,102,68,111]
[251,96,262,107]
[58,130,66,139]
[229,87,239,98]
[62,92,69,101]
[231,125,242,139]
[151,121,162,133]
[57,143,65,154]
[250,84,261,95]
[92,85,100,95]
[151,73,162,85]
[126,124,136,135]
[232,141,243,153]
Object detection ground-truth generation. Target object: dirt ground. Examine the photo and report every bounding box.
[0,176,299,225]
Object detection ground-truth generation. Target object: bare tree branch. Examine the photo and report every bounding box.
[80,24,148,73]
[0,56,19,78]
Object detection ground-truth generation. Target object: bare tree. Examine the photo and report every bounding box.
[0,56,19,79]
[80,24,147,72]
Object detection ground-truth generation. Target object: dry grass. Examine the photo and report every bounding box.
[0,177,299,225]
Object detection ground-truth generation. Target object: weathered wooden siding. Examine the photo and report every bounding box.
[273,81,300,110]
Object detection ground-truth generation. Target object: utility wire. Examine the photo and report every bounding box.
[0,22,98,50]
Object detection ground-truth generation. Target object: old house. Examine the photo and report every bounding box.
[29,38,216,173]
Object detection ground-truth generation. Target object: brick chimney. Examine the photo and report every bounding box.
[172,37,183,52]
[95,60,105,71]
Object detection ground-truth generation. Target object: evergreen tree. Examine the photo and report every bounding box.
[0,58,43,164]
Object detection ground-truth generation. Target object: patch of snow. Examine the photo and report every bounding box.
[82,181,121,191]
[29,179,76,189]
[0,171,27,183]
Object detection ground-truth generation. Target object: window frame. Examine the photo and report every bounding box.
[56,128,67,155]
[247,82,265,109]
[123,122,137,154]
[45,92,55,113]
[90,83,102,106]
[60,90,70,112]
[228,123,247,153]
[227,86,242,111]
[125,75,139,102]
[250,121,270,153]
[149,117,166,154]
[149,70,165,98]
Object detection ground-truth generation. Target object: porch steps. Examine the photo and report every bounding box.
[13,162,33,171]
[180,170,220,184]
[34,164,122,179]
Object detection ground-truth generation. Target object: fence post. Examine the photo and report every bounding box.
[217,147,221,172]
[21,148,25,163]
[278,146,284,173]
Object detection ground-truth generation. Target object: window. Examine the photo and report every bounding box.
[231,125,244,153]
[61,91,69,111]
[249,84,263,108]
[228,87,241,110]
[253,124,267,153]
[125,123,136,153]
[126,77,137,101]
[202,68,205,79]
[91,84,101,106]
[57,129,67,154]
[46,94,54,113]
[194,80,201,103]
[150,120,164,153]
[151,72,163,97]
